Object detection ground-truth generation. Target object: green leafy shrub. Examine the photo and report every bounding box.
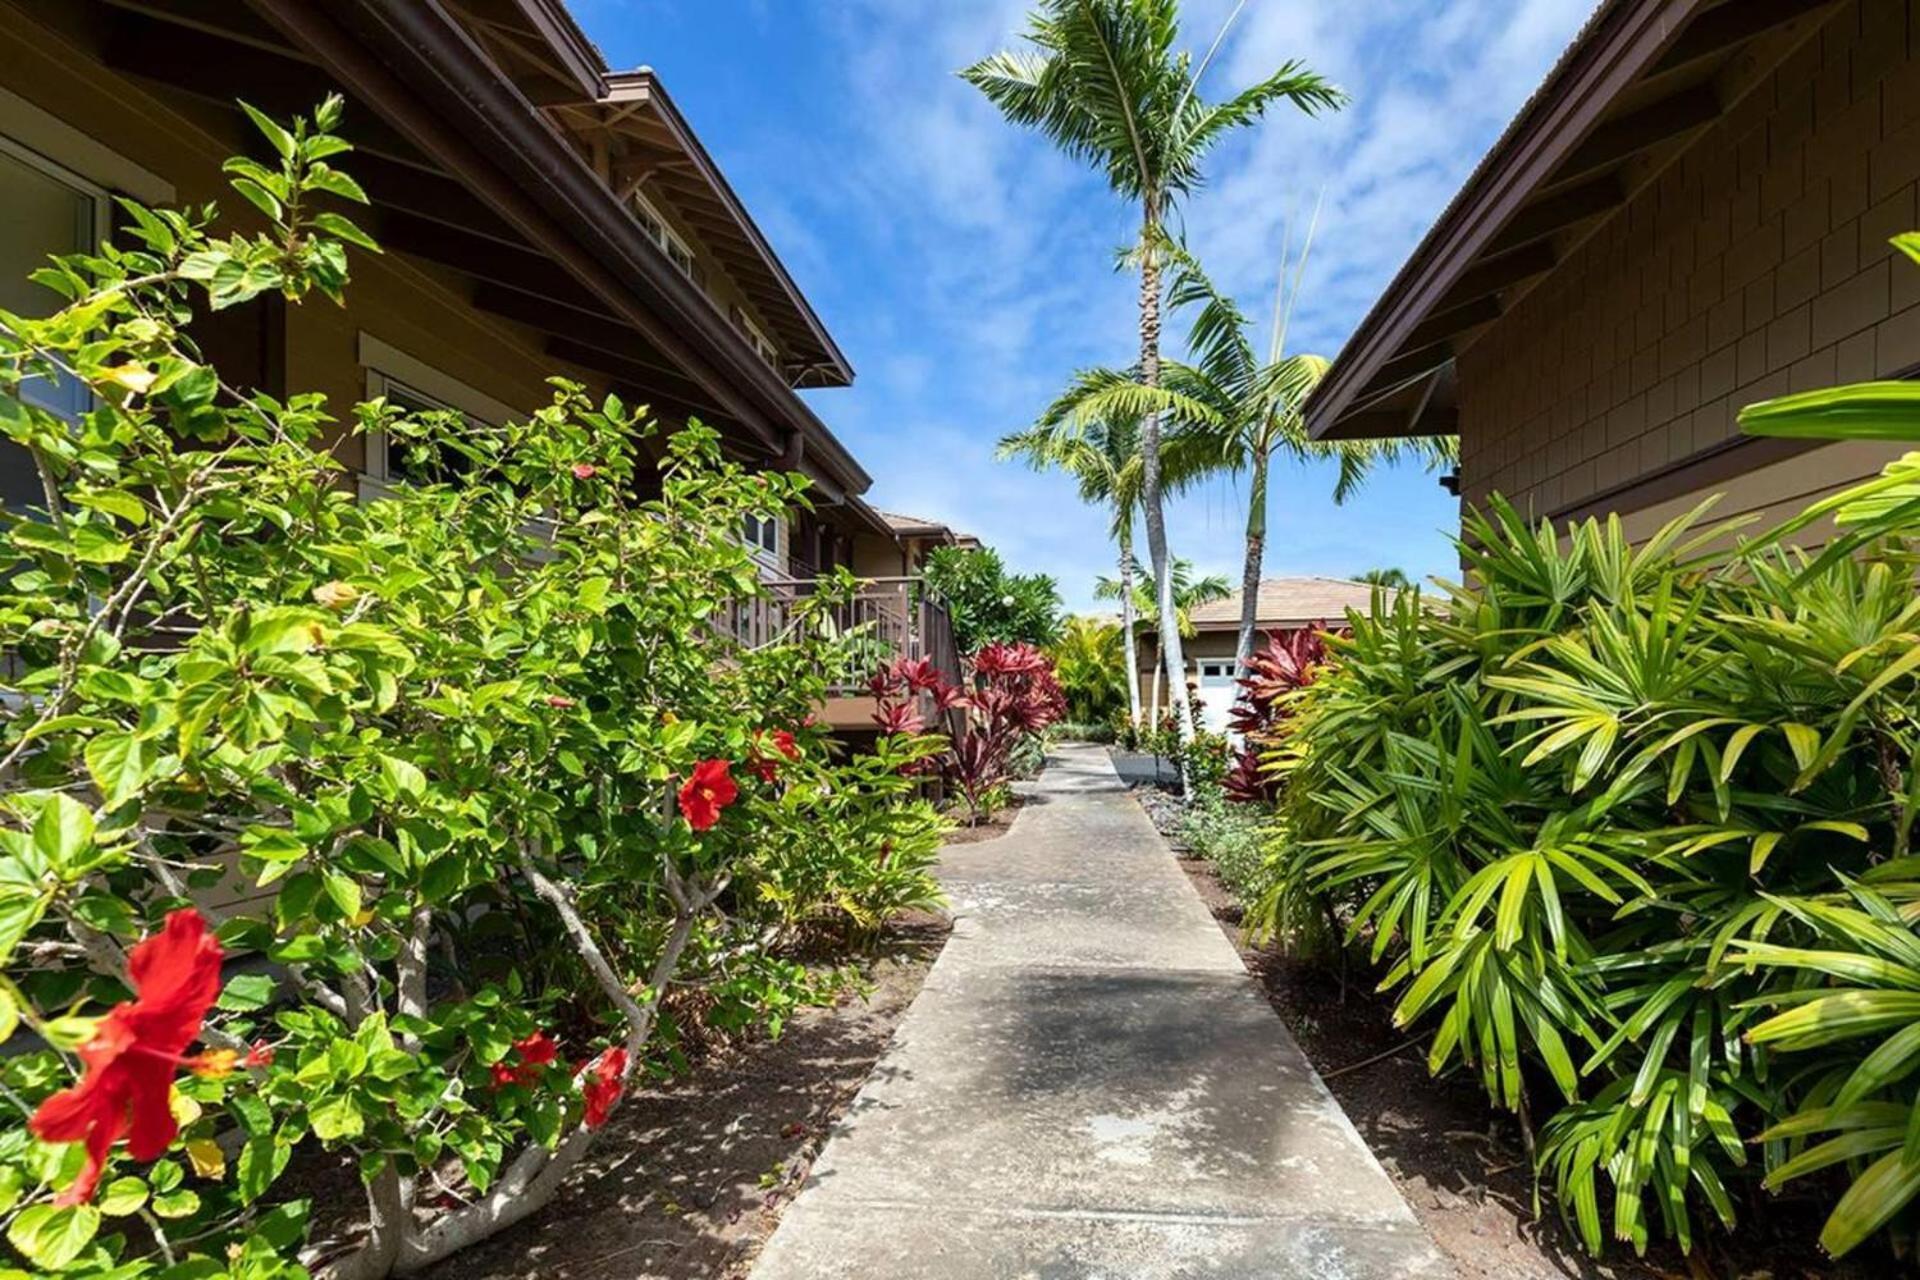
[1255,490,1920,1261]
[1178,789,1271,901]
[919,546,1062,650]
[1049,720,1117,744]
[0,100,944,1279]
[1046,615,1127,722]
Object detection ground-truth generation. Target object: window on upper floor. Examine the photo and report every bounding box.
[0,135,108,512]
[730,305,780,371]
[632,189,697,284]
[366,374,474,488]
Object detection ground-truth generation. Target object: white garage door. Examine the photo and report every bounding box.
[1195,660,1237,735]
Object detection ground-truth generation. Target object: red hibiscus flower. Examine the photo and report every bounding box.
[678,759,738,831]
[545,695,576,709]
[748,730,802,784]
[582,1047,628,1128]
[571,463,597,479]
[490,1030,561,1088]
[30,909,223,1205]
[514,1031,559,1067]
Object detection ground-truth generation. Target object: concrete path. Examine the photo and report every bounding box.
[751,745,1450,1279]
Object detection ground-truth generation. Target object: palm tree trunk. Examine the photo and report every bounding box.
[1118,530,1142,727]
[1234,443,1270,676]
[1137,213,1195,775]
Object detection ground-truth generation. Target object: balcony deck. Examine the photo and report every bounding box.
[725,575,961,732]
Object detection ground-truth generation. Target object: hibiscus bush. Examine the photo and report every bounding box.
[0,99,943,1278]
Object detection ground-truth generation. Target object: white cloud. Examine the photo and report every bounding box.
[579,0,1596,611]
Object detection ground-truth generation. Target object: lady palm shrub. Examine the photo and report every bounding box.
[1258,494,1920,1261]
[0,101,945,1278]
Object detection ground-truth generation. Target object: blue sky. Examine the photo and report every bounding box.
[570,0,1594,611]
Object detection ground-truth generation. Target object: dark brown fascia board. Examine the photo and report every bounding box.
[246,0,872,497]
[1650,0,1840,74]
[502,0,604,101]
[601,69,855,389]
[1302,0,1705,442]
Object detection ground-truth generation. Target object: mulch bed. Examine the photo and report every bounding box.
[1140,789,1884,1280]
[421,914,949,1280]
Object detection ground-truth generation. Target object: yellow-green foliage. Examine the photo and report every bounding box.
[1259,492,1920,1261]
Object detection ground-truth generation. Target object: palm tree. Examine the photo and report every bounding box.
[1043,239,1455,675]
[998,410,1213,725]
[963,0,1343,759]
[1355,567,1410,589]
[1094,557,1229,723]
[998,416,1148,725]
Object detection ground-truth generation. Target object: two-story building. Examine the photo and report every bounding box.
[1,0,961,720]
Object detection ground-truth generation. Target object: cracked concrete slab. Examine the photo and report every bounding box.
[751,745,1450,1279]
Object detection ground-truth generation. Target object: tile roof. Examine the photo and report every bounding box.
[1185,577,1395,629]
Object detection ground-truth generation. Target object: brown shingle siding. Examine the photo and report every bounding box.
[1456,0,1919,521]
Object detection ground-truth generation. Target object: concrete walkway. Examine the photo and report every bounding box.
[751,745,1450,1278]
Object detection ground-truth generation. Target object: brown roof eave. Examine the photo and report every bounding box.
[257,0,872,496]
[602,70,855,389]
[502,0,604,100]
[844,496,902,542]
[1302,0,1695,442]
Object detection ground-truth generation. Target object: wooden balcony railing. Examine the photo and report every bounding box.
[723,576,961,697]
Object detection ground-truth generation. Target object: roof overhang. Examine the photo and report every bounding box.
[845,496,905,541]
[191,0,873,496]
[1304,0,1845,443]
[592,71,854,389]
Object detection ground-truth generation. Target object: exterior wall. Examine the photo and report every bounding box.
[1456,0,1920,525]
[0,2,610,479]
[1618,436,1906,545]
[1135,629,1242,680]
[852,534,909,579]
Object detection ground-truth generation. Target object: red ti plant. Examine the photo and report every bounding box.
[1225,626,1333,804]
[869,644,1066,824]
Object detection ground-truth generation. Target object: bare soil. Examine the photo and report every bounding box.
[941,790,1028,845]
[1170,845,1885,1280]
[423,915,948,1280]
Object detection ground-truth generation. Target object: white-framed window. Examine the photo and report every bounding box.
[730,305,779,370]
[358,335,517,500]
[0,133,111,511]
[742,512,781,564]
[1197,660,1237,689]
[632,190,696,282]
